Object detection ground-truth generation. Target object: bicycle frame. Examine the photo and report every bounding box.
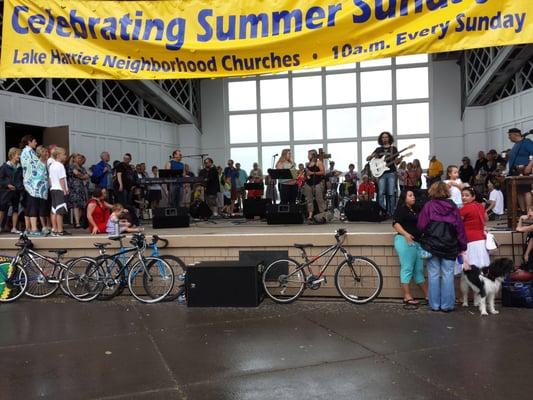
[14,246,68,284]
[296,235,352,280]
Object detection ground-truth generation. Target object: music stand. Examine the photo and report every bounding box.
[267,169,295,180]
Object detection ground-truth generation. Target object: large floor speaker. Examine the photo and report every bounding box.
[152,207,190,229]
[243,198,270,219]
[344,201,386,222]
[186,261,263,307]
[266,203,305,224]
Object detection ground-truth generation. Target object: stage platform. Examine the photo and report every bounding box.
[0,218,523,299]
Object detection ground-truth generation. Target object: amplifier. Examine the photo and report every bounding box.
[243,198,270,219]
[266,203,305,224]
[186,261,263,307]
[344,201,386,222]
[152,207,190,229]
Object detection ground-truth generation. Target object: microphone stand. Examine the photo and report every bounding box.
[270,154,278,204]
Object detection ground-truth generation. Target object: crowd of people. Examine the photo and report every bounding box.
[0,127,529,240]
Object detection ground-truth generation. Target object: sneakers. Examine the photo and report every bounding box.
[28,231,43,237]
[57,231,72,236]
[10,228,21,234]
[41,227,51,236]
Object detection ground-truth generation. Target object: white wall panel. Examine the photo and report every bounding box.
[0,90,193,168]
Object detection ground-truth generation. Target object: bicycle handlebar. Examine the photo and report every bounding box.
[150,235,169,248]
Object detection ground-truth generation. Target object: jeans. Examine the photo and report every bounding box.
[378,172,397,215]
[393,235,424,284]
[427,256,456,311]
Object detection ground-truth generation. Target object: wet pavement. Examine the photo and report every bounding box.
[0,298,532,400]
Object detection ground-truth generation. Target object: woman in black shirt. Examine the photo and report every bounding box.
[459,157,475,185]
[392,190,428,308]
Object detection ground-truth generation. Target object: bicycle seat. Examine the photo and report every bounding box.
[108,235,125,241]
[48,249,67,256]
[93,243,111,249]
[294,243,314,249]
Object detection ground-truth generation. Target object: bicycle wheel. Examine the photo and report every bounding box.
[24,257,59,299]
[335,256,383,304]
[159,255,186,301]
[65,257,103,302]
[97,255,126,301]
[262,258,306,303]
[128,257,174,303]
[0,262,28,303]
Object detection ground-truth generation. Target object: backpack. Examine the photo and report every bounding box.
[420,220,459,260]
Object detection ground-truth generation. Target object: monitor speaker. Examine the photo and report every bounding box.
[186,261,263,307]
[266,203,305,224]
[152,207,190,229]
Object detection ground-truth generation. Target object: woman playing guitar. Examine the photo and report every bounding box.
[366,131,401,216]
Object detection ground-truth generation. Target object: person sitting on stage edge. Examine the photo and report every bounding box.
[486,181,504,220]
[417,181,467,312]
[392,190,428,309]
[276,149,297,205]
[303,149,326,222]
[516,206,533,268]
[106,203,142,236]
[87,187,112,235]
[366,131,400,217]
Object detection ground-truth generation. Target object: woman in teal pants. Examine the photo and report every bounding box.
[393,190,428,308]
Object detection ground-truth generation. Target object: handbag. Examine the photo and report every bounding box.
[485,231,499,252]
[417,244,432,259]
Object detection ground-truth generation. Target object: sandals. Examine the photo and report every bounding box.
[74,224,82,229]
[403,298,419,310]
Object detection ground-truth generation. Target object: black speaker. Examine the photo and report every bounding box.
[243,198,270,219]
[190,200,213,219]
[344,201,386,222]
[186,261,263,307]
[152,207,190,229]
[266,203,305,224]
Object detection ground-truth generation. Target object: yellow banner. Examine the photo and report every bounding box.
[1,0,532,79]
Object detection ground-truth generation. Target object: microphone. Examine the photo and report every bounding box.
[523,129,533,137]
[273,153,278,157]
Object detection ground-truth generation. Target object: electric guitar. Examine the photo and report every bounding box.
[369,145,416,178]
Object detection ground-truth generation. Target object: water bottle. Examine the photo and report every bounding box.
[114,219,120,236]
[457,255,464,265]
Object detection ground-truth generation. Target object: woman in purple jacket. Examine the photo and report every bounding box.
[417,181,467,312]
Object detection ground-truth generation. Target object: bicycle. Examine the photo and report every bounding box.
[68,233,174,303]
[262,229,383,304]
[0,234,98,302]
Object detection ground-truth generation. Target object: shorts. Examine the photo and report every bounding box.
[231,188,238,201]
[50,190,68,215]
[0,191,20,213]
[26,195,49,218]
[223,196,231,206]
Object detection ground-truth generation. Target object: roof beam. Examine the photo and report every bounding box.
[122,80,198,125]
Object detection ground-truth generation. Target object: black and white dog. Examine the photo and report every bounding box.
[460,258,514,316]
